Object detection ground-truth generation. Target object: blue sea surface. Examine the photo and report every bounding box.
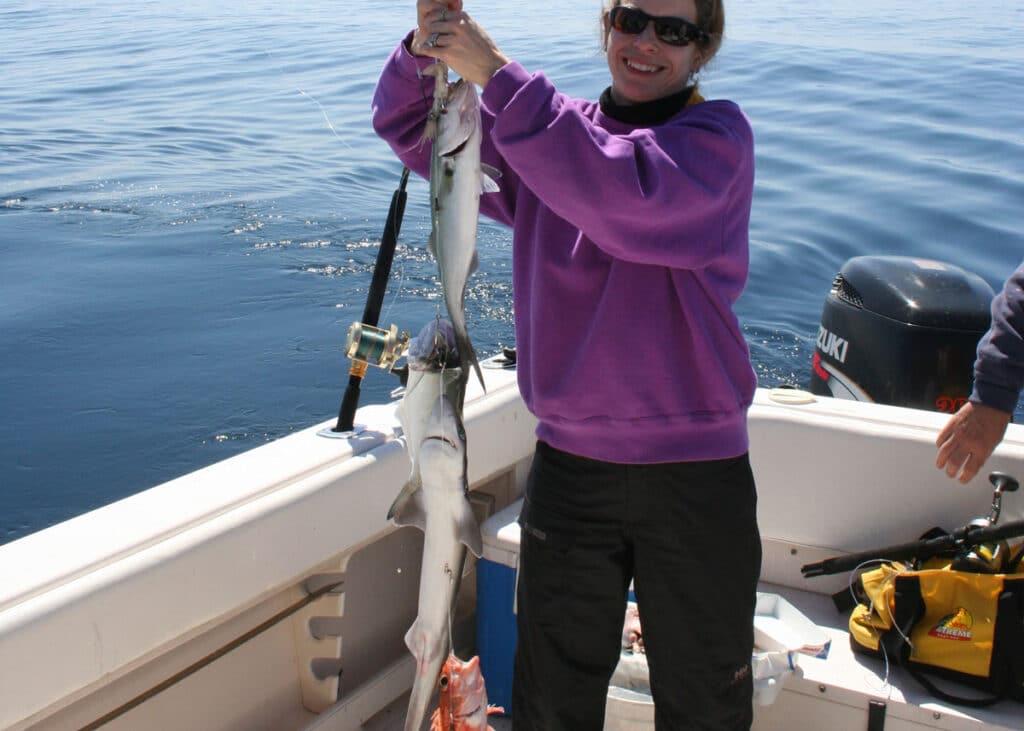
[2,0,1022,543]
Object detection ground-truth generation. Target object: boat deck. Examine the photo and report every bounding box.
[755,582,1024,730]
[363,582,1024,731]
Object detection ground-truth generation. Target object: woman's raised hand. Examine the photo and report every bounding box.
[411,0,509,88]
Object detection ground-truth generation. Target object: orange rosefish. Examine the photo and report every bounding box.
[429,654,504,731]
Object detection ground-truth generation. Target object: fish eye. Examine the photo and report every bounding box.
[439,674,450,689]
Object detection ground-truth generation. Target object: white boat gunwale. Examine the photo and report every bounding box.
[2,364,1023,730]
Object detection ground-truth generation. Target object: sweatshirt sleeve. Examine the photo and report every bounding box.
[370,35,438,183]
[970,259,1024,414]
[371,34,518,227]
[481,62,754,270]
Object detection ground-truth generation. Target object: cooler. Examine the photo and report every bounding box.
[476,497,523,714]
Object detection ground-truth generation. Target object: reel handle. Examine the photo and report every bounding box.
[990,472,1020,494]
[984,472,1020,526]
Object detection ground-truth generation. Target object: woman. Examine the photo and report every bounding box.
[373,1,760,728]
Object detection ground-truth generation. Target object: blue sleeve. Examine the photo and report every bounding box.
[970,259,1024,413]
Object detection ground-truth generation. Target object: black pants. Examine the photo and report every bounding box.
[511,441,761,731]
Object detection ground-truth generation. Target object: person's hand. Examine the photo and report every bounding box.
[412,0,460,56]
[411,0,509,88]
[935,401,1013,483]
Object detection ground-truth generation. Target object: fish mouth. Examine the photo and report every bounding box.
[459,702,482,718]
[441,138,470,157]
[424,434,460,449]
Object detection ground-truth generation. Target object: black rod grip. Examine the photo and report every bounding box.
[801,519,1024,577]
[362,167,410,328]
[334,375,363,433]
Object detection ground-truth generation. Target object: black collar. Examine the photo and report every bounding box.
[599,86,695,126]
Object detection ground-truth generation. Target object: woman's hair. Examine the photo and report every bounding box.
[601,0,725,67]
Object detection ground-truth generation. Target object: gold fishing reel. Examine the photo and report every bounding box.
[345,322,409,374]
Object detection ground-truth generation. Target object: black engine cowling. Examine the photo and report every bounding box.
[808,256,994,414]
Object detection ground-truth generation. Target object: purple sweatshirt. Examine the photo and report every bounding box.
[372,38,756,463]
[971,259,1024,414]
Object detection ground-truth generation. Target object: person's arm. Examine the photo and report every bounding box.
[370,36,438,184]
[971,261,1024,413]
[372,6,518,226]
[480,63,754,270]
[936,260,1024,482]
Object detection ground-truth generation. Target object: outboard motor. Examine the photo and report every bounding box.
[808,256,994,413]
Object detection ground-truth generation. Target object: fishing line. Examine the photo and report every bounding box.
[448,589,456,659]
[847,558,911,694]
[378,256,407,328]
[447,553,457,656]
[848,559,916,650]
[247,40,355,151]
[297,89,355,151]
[379,146,434,325]
[436,320,453,450]
[846,558,895,609]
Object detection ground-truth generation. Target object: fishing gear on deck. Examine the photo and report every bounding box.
[801,473,1023,578]
[803,473,1024,707]
[801,517,1024,578]
[332,167,411,434]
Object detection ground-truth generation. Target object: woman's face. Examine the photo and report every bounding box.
[605,0,704,106]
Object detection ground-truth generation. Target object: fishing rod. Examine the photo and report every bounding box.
[802,473,1023,577]
[801,518,1024,578]
[330,167,411,435]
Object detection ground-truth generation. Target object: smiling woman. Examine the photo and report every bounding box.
[602,0,723,105]
[372,0,759,728]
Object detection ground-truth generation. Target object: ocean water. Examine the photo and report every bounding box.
[1,0,1022,543]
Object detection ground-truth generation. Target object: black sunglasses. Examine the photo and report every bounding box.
[608,5,708,47]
